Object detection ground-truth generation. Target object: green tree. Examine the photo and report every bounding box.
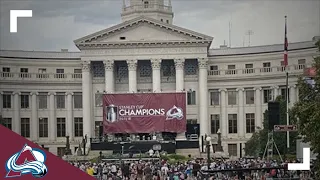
[245,97,297,157]
[291,39,320,177]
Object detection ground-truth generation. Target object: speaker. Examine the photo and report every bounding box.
[268,102,280,130]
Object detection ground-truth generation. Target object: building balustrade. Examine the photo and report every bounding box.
[208,64,309,78]
[123,4,172,12]
[0,72,83,82]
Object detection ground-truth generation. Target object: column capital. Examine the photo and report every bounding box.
[236,88,244,92]
[48,92,56,96]
[103,60,114,71]
[151,59,162,69]
[253,87,262,91]
[65,92,74,96]
[273,86,279,89]
[218,88,227,92]
[127,59,137,71]
[174,58,185,69]
[30,92,39,96]
[198,58,208,69]
[81,61,91,72]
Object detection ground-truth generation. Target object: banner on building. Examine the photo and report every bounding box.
[103,92,186,134]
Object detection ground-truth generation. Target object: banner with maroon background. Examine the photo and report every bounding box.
[103,92,186,134]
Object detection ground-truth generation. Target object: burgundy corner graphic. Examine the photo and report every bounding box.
[0,125,95,180]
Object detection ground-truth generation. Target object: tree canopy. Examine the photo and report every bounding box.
[291,40,320,176]
[244,97,297,157]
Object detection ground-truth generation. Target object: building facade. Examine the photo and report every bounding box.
[0,0,319,156]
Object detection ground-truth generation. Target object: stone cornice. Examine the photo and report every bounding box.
[74,16,213,44]
[76,40,211,49]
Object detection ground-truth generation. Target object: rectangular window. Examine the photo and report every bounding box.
[73,92,82,109]
[246,113,255,133]
[94,121,102,137]
[74,69,82,73]
[226,65,236,75]
[56,93,65,109]
[297,59,306,70]
[228,114,237,134]
[3,67,10,72]
[262,62,272,73]
[39,118,48,137]
[210,91,220,106]
[281,88,290,103]
[228,90,237,105]
[38,68,46,73]
[74,117,83,137]
[21,93,29,109]
[187,119,197,124]
[2,118,12,130]
[57,118,66,137]
[2,67,11,77]
[209,65,219,75]
[187,90,196,105]
[244,64,254,74]
[95,93,103,107]
[3,93,11,108]
[56,69,64,73]
[21,118,30,138]
[38,92,47,109]
[245,90,255,104]
[228,144,237,157]
[20,68,28,73]
[211,115,220,134]
[263,89,272,103]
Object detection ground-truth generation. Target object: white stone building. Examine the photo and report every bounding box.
[0,0,319,157]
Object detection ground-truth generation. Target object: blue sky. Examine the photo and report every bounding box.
[0,0,319,51]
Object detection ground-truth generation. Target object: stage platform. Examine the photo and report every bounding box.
[90,139,199,154]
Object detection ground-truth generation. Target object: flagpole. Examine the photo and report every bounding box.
[284,16,290,153]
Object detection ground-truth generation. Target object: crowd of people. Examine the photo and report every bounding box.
[69,157,314,180]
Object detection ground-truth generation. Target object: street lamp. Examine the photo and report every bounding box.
[206,136,211,170]
[216,129,222,152]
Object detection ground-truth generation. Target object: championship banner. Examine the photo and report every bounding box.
[103,92,186,134]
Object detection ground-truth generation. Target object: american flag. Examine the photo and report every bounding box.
[284,16,288,67]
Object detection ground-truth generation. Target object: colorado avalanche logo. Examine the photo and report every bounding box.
[166,105,184,120]
[5,144,48,178]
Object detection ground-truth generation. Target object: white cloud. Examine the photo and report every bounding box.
[0,0,319,51]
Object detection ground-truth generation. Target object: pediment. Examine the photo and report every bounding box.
[74,16,213,45]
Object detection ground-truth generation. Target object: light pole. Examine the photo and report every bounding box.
[206,136,211,170]
[216,129,222,152]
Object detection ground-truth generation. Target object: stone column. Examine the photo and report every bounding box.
[174,58,185,92]
[104,60,115,93]
[127,60,137,92]
[48,92,56,141]
[237,88,245,137]
[66,92,73,141]
[13,92,21,134]
[198,58,209,137]
[82,61,92,145]
[219,89,227,137]
[273,86,279,101]
[290,85,296,105]
[151,59,161,92]
[254,87,262,129]
[31,92,38,141]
